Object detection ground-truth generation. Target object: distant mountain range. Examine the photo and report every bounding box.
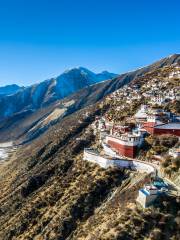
[0,67,117,120]
[0,54,180,143]
[0,84,22,98]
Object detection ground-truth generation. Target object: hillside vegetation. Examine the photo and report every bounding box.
[0,54,180,143]
[0,55,180,239]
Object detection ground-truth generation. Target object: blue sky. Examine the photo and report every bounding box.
[0,0,179,86]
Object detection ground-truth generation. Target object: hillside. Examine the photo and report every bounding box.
[0,55,179,239]
[0,54,180,143]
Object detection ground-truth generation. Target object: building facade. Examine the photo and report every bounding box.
[105,133,142,158]
[143,114,180,137]
[136,185,158,208]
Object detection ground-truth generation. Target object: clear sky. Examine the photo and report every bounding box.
[0,0,179,86]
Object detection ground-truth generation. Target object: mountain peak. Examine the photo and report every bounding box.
[62,67,117,76]
[0,84,22,96]
[63,66,92,74]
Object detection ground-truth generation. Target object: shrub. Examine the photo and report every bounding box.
[159,135,178,148]
[172,157,180,169]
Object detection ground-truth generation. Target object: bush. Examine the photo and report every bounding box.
[159,135,178,148]
[152,145,167,155]
[172,157,180,169]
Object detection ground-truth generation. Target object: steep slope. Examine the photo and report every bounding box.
[0,61,179,239]
[0,68,117,120]
[0,54,180,143]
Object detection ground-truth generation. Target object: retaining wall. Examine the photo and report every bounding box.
[83,149,155,174]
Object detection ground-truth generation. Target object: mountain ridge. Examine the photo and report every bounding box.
[0,84,22,98]
[0,56,179,239]
[0,54,179,144]
[0,68,117,120]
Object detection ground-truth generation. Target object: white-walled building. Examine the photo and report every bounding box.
[169,70,180,79]
[136,185,159,208]
[150,96,165,106]
[134,105,148,122]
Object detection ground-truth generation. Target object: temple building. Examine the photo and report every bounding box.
[143,115,180,137]
[105,132,143,158]
[134,106,180,137]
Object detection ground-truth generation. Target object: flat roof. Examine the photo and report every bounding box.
[155,123,180,130]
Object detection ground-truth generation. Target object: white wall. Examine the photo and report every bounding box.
[102,143,117,157]
[83,149,155,174]
[131,161,154,173]
[83,150,110,168]
[137,190,157,208]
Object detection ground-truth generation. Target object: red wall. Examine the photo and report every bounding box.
[143,122,155,134]
[143,122,180,136]
[154,128,180,137]
[107,140,136,158]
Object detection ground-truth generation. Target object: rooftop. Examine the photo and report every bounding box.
[155,123,180,129]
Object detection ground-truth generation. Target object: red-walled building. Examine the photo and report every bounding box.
[143,115,180,137]
[153,124,180,136]
[143,116,156,135]
[106,133,142,158]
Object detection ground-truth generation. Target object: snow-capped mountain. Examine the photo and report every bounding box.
[54,67,117,98]
[0,54,180,143]
[0,67,117,120]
